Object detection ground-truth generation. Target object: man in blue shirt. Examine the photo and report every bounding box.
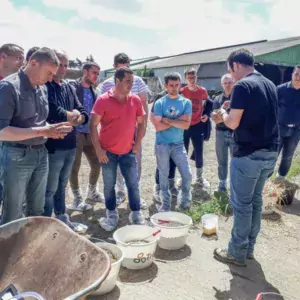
[151,72,192,211]
[68,62,104,211]
[277,65,300,178]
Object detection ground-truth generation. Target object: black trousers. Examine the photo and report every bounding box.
[155,158,176,185]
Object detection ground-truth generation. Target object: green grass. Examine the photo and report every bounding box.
[187,191,231,223]
[287,155,300,180]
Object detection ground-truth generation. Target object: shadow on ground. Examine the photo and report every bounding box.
[154,245,192,263]
[213,260,283,300]
[281,192,300,217]
[118,262,158,284]
[87,285,121,300]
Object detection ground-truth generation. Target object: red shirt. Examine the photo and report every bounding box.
[92,89,145,155]
[181,86,208,125]
[0,76,3,81]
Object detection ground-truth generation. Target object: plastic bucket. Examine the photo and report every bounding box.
[150,212,192,250]
[201,214,218,235]
[91,242,124,296]
[113,225,159,270]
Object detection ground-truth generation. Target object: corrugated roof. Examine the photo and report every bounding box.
[130,36,300,69]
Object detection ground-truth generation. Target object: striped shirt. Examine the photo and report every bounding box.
[96,75,148,96]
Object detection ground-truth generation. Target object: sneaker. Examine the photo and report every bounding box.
[213,248,246,267]
[156,203,170,212]
[129,211,146,225]
[86,184,104,203]
[169,179,179,197]
[56,213,76,231]
[176,178,182,189]
[153,184,161,203]
[99,209,119,232]
[68,188,92,212]
[116,191,126,206]
[247,253,255,260]
[218,180,227,193]
[175,204,190,212]
[140,198,148,210]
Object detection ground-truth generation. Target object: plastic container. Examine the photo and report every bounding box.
[151,212,192,250]
[262,196,277,214]
[113,225,159,270]
[91,242,124,296]
[201,214,218,235]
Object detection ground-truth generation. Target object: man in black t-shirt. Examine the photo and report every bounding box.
[213,73,234,192]
[211,49,279,266]
[150,90,178,203]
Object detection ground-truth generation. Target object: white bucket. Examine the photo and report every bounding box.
[150,212,192,250]
[91,242,124,296]
[262,196,277,214]
[113,225,159,270]
[201,214,218,236]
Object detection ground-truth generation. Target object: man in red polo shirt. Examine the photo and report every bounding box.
[180,67,210,189]
[90,67,146,231]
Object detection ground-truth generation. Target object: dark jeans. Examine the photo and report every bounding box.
[228,150,278,262]
[44,149,76,217]
[278,126,300,177]
[0,144,48,225]
[155,158,176,185]
[184,121,204,169]
[102,151,140,211]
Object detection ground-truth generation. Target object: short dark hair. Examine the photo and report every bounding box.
[227,48,254,70]
[293,65,300,73]
[26,47,40,62]
[164,72,181,84]
[184,67,197,77]
[114,53,130,66]
[82,61,100,72]
[30,47,60,66]
[114,66,133,83]
[0,43,23,55]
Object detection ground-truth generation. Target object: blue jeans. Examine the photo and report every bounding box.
[44,149,76,217]
[216,130,233,181]
[228,150,278,262]
[155,143,192,209]
[102,151,140,211]
[278,126,300,176]
[0,144,48,225]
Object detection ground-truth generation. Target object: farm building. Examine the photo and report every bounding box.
[126,36,300,91]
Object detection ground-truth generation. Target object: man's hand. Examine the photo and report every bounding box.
[222,101,230,110]
[211,111,223,124]
[71,114,85,126]
[132,142,141,155]
[38,122,73,139]
[201,114,208,122]
[66,110,81,123]
[96,148,109,163]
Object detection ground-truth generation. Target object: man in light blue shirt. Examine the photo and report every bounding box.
[151,72,193,211]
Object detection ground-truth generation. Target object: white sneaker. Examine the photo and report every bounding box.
[86,184,104,203]
[155,203,171,213]
[129,211,146,225]
[99,209,119,232]
[68,188,92,212]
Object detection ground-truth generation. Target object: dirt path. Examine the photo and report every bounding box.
[67,110,300,300]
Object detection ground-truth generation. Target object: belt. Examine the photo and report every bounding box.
[2,142,45,149]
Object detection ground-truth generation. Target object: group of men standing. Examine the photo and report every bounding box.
[0,44,299,267]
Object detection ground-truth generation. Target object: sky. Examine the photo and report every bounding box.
[1,0,299,69]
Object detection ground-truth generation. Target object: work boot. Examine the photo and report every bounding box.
[192,168,210,190]
[169,178,179,197]
[129,211,146,225]
[213,248,246,267]
[99,209,119,232]
[67,188,93,212]
[86,184,104,203]
[153,184,161,203]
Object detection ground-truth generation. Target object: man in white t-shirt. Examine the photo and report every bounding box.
[96,53,149,208]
